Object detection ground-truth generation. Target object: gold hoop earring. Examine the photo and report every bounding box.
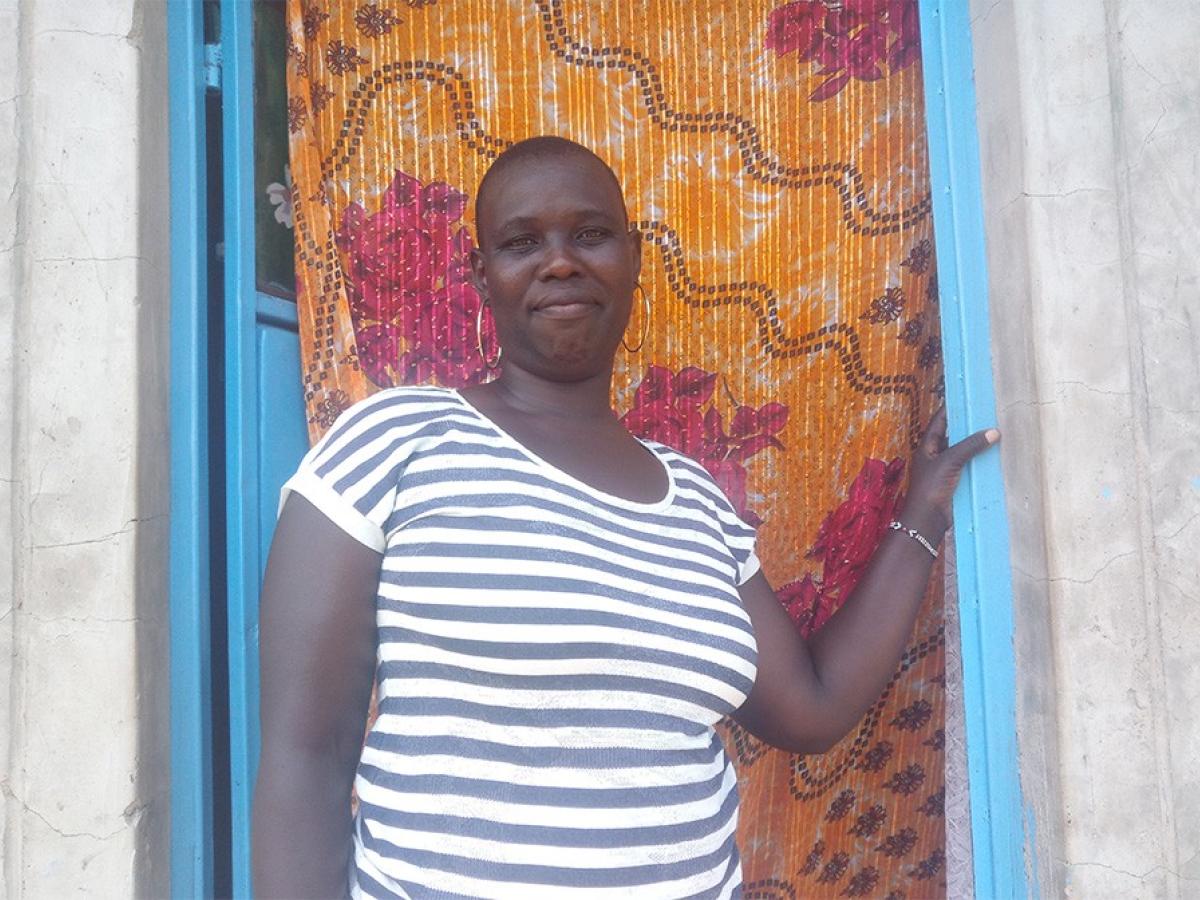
[476,300,502,369]
[622,284,650,353]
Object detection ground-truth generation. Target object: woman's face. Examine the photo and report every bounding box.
[470,153,642,383]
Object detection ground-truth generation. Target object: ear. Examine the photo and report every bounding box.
[469,246,488,299]
[627,225,643,282]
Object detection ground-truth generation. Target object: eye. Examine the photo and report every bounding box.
[502,234,537,252]
[577,226,611,243]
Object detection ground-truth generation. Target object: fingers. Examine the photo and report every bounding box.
[948,426,1000,464]
[921,406,948,455]
[921,406,999,465]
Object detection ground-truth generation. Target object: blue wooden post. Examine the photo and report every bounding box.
[168,0,214,895]
[221,3,312,895]
[168,0,318,893]
[918,2,1029,897]
[221,0,260,892]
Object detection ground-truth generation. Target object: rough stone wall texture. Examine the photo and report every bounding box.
[972,1,1200,897]
[1,0,19,883]
[0,1,171,897]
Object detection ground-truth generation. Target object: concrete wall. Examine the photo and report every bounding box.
[972,1,1200,896]
[0,0,19,882]
[0,1,171,896]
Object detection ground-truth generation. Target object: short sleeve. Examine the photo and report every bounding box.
[678,459,760,585]
[279,390,413,553]
[719,509,761,586]
[737,545,761,585]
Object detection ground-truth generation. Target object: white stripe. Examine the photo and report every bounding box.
[375,610,757,676]
[379,641,748,700]
[388,519,733,583]
[354,763,737,830]
[388,552,729,599]
[358,740,725,787]
[392,480,737,555]
[355,844,737,900]
[380,678,726,723]
[363,801,740,869]
[376,581,754,644]
[367,715,721,756]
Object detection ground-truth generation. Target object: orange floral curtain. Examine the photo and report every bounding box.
[286,1,948,895]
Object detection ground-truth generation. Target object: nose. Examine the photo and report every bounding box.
[537,234,581,280]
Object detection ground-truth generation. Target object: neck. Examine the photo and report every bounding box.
[489,363,616,421]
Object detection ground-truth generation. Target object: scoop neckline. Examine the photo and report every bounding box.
[449,388,678,512]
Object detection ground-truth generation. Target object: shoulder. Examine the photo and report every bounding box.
[644,440,745,518]
[644,439,760,580]
[304,385,488,476]
[331,383,461,423]
[317,385,465,442]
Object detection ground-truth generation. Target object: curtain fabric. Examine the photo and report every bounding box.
[285,2,948,895]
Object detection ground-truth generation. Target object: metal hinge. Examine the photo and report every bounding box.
[203,43,222,91]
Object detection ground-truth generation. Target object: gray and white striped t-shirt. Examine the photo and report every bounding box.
[282,385,760,899]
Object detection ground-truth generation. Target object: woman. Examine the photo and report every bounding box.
[253,136,998,899]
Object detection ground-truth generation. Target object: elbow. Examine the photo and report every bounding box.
[768,715,859,755]
[748,721,845,756]
[802,714,866,755]
[784,731,842,756]
[797,734,839,755]
[733,691,864,755]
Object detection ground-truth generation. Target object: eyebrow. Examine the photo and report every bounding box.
[492,209,622,233]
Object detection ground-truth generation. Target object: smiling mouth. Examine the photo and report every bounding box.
[533,298,599,319]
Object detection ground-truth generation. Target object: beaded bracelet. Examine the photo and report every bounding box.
[887,520,939,558]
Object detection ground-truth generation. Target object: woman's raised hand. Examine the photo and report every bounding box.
[897,406,1000,541]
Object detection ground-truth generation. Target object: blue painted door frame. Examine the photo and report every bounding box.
[169,1,310,897]
[918,3,1028,896]
[224,0,311,896]
[168,2,1027,896]
[168,1,214,894]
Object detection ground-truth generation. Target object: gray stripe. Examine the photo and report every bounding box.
[363,732,726,771]
[396,466,732,536]
[357,784,738,849]
[672,466,751,521]
[353,864,458,900]
[377,594,753,663]
[355,759,729,806]
[397,514,731,584]
[378,661,735,714]
[692,844,742,900]
[377,627,755,692]
[353,820,481,900]
[388,494,734,570]
[333,418,499,513]
[375,696,709,735]
[359,824,740,889]
[315,394,461,475]
[391,541,734,604]
[402,465,676,519]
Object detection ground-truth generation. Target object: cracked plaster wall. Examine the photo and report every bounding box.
[1,1,171,897]
[1,0,18,886]
[971,1,1199,897]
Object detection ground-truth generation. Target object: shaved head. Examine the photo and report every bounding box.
[474,137,628,248]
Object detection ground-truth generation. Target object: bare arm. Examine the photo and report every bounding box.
[253,494,381,899]
[734,409,997,753]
